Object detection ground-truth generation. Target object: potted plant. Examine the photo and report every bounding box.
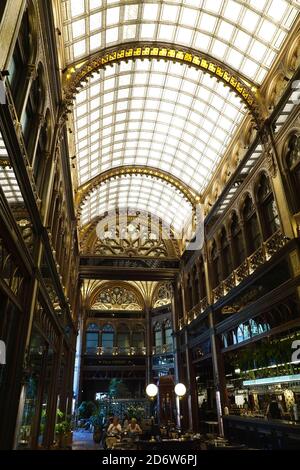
[54,409,73,449]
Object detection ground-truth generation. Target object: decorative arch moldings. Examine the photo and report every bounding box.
[80,212,181,258]
[76,165,200,209]
[90,281,145,311]
[63,41,262,124]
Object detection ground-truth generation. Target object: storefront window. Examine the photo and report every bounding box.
[16,331,47,449]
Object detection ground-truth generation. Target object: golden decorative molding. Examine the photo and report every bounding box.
[63,41,262,124]
[88,280,145,311]
[76,165,200,209]
[80,212,181,258]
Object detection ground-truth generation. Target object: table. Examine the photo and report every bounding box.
[204,421,219,435]
[138,438,201,451]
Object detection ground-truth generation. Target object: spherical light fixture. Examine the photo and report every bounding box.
[174,383,187,398]
[146,383,158,399]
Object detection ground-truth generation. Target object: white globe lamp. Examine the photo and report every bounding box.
[146,383,158,399]
[174,383,187,398]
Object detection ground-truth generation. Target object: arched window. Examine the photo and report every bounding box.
[8,5,34,113]
[187,274,193,310]
[199,257,207,299]
[154,322,162,350]
[286,134,300,213]
[117,324,130,353]
[21,64,45,152]
[231,213,245,267]
[257,174,280,239]
[193,266,200,305]
[220,228,232,279]
[101,324,114,351]
[86,323,99,353]
[132,325,144,349]
[243,196,262,255]
[211,241,221,288]
[164,320,173,350]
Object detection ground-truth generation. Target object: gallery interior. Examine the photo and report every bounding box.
[0,0,300,451]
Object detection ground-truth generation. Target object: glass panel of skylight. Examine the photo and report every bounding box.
[61,0,299,83]
[72,59,246,192]
[80,175,193,232]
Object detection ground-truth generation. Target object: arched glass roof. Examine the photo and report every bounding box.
[61,0,300,83]
[80,174,193,232]
[59,0,300,230]
[74,59,245,190]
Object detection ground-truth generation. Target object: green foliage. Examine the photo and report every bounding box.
[55,409,72,435]
[55,420,72,435]
[108,379,131,398]
[126,404,145,420]
[78,401,97,418]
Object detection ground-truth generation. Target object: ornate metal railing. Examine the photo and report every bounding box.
[152,344,174,355]
[184,229,288,327]
[85,346,146,356]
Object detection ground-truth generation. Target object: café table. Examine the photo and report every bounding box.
[138,438,201,451]
[203,420,219,435]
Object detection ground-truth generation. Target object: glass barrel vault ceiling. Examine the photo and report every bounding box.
[80,174,193,231]
[74,60,245,190]
[60,0,300,230]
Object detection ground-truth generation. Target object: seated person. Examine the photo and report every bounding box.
[107,417,122,435]
[126,418,142,436]
[106,417,122,449]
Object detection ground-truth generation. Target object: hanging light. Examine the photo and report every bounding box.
[146,384,158,399]
[174,383,187,398]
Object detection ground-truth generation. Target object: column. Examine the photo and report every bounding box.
[203,243,227,436]
[145,305,152,385]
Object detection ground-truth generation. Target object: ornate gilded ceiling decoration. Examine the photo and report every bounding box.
[91,283,144,311]
[152,282,172,309]
[76,165,200,209]
[64,42,260,119]
[80,212,181,258]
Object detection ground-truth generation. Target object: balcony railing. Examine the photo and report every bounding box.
[152,344,174,355]
[186,297,209,324]
[211,229,287,305]
[183,230,287,328]
[85,346,146,356]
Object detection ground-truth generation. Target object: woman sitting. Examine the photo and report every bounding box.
[106,417,122,449]
[126,418,142,436]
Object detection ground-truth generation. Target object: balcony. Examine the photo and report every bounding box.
[183,230,288,328]
[85,346,146,356]
[152,344,174,355]
[211,230,287,304]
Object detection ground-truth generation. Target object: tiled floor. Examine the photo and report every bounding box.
[72,430,101,450]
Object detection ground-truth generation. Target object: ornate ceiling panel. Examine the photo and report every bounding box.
[83,213,179,258]
[92,284,143,310]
